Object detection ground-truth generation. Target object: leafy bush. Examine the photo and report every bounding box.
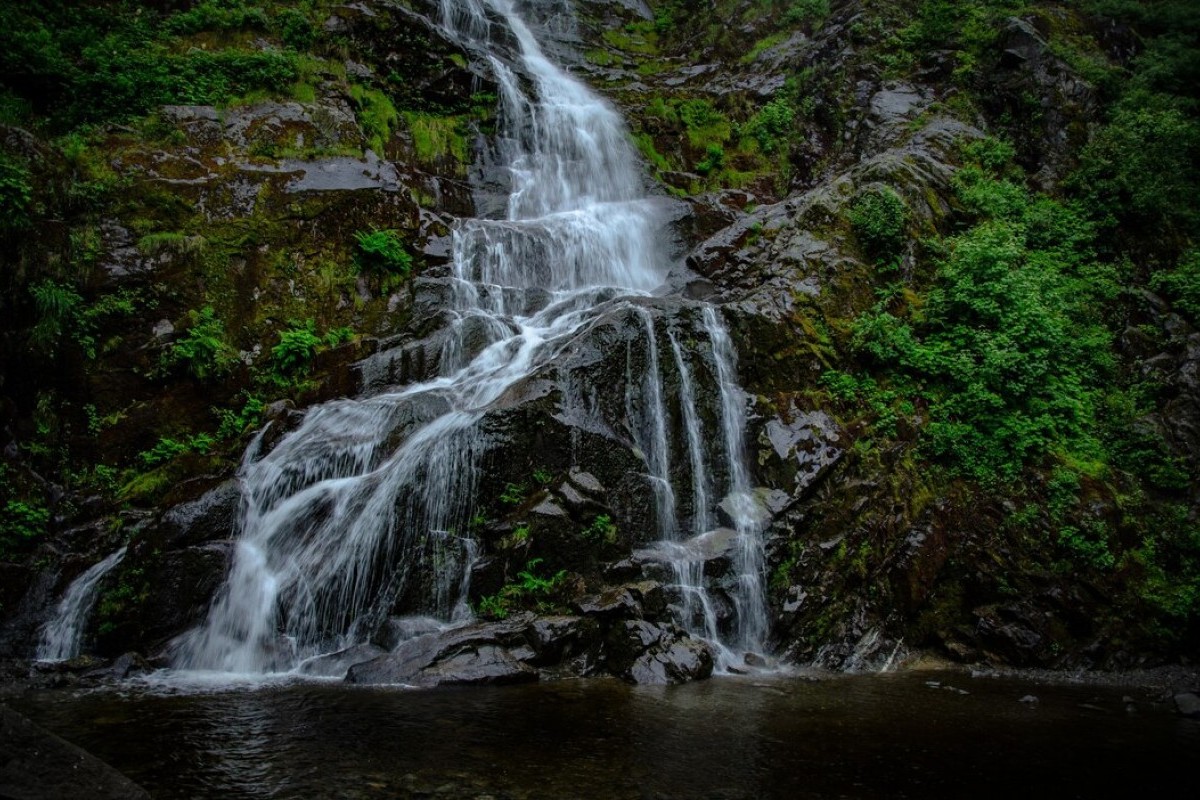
[582,514,618,543]
[161,307,239,381]
[1071,103,1200,242]
[354,229,412,275]
[784,0,830,26]
[276,9,316,50]
[848,186,908,266]
[0,500,48,558]
[0,156,32,232]
[695,143,725,175]
[29,280,84,354]
[0,3,301,130]
[139,433,216,467]
[271,320,323,375]
[743,98,794,154]
[853,178,1115,481]
[1151,249,1200,325]
[215,394,266,440]
[500,482,527,506]
[476,558,567,620]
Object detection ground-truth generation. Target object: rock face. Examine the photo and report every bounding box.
[345,597,712,687]
[0,706,151,800]
[2,0,1195,678]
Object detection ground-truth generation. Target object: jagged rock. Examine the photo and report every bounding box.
[604,620,714,685]
[756,406,843,508]
[155,480,241,548]
[345,618,538,687]
[298,644,387,677]
[576,586,644,618]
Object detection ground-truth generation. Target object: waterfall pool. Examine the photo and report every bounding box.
[10,670,1197,798]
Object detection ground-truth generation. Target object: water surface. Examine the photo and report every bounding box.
[13,671,1198,799]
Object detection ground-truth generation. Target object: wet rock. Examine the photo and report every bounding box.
[345,616,539,687]
[372,616,447,651]
[156,480,240,548]
[298,644,387,677]
[576,586,643,619]
[1019,694,1040,704]
[757,406,843,508]
[96,542,231,657]
[569,469,605,495]
[0,706,151,800]
[1174,692,1200,718]
[527,616,602,666]
[82,652,150,682]
[532,498,569,518]
[604,620,714,685]
[973,604,1052,666]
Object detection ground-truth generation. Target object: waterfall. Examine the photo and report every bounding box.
[37,547,126,662]
[704,306,769,654]
[175,0,768,675]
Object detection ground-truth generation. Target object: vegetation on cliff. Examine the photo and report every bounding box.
[0,0,1197,668]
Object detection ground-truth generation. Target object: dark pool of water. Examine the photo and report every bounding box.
[10,670,1199,799]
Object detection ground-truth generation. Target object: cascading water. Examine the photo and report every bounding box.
[175,0,768,676]
[37,547,126,662]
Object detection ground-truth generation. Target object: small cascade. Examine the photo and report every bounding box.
[174,0,771,677]
[626,307,678,540]
[37,547,127,662]
[704,306,770,655]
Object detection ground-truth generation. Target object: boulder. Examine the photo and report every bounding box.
[604,620,714,685]
[0,706,151,800]
[297,644,386,677]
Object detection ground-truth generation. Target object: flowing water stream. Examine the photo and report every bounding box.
[174,0,768,676]
[36,547,127,662]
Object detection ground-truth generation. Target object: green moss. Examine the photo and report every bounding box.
[404,112,469,165]
[740,31,788,64]
[349,84,400,155]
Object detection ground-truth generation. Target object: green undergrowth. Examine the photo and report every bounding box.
[476,558,569,619]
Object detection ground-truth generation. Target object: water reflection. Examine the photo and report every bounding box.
[13,672,1199,799]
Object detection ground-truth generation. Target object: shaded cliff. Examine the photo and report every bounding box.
[1,0,1197,676]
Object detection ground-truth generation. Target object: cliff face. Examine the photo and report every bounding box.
[1,0,1197,674]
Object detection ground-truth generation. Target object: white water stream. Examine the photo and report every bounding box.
[175,0,768,675]
[37,547,126,662]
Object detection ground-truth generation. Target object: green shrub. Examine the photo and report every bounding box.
[276,8,316,50]
[582,514,618,543]
[500,482,527,506]
[271,319,323,375]
[1071,103,1200,240]
[0,156,32,232]
[743,98,794,154]
[29,280,84,354]
[784,0,830,26]
[161,307,239,381]
[163,1,271,36]
[476,558,567,620]
[848,186,908,266]
[853,188,1115,481]
[354,229,412,275]
[1151,249,1200,324]
[695,143,725,175]
[0,500,48,558]
[138,432,215,467]
[215,394,266,440]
